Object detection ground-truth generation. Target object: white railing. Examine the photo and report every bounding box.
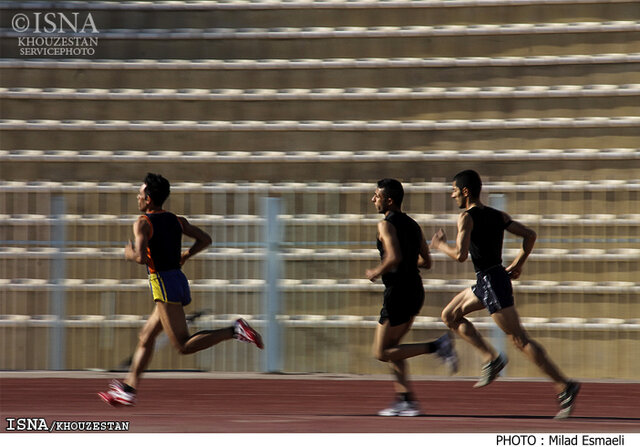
[1,148,638,163]
[2,53,638,69]
[1,179,639,193]
[1,314,638,331]
[3,21,639,39]
[2,277,639,294]
[2,213,639,227]
[3,84,639,100]
[2,116,639,131]
[2,246,639,262]
[4,0,639,11]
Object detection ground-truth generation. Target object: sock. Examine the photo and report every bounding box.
[123,384,136,394]
[399,392,413,402]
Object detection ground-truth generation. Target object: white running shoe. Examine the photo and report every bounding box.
[378,399,421,417]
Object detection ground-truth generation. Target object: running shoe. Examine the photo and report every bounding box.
[473,353,508,388]
[554,381,581,419]
[378,399,421,417]
[434,332,459,374]
[233,318,264,349]
[98,380,136,406]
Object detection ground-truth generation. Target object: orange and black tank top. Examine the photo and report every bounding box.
[144,211,183,273]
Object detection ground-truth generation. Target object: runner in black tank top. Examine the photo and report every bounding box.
[376,211,424,325]
[431,170,580,419]
[367,179,458,417]
[465,206,511,273]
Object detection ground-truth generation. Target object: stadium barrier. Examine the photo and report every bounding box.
[2,53,638,71]
[2,116,639,131]
[5,0,639,10]
[4,21,639,40]
[3,84,639,100]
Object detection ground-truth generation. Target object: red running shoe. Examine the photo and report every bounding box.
[98,380,136,406]
[233,318,264,349]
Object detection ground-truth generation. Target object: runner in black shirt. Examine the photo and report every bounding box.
[366,179,458,417]
[431,170,580,419]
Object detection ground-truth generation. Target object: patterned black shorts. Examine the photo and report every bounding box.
[471,265,514,314]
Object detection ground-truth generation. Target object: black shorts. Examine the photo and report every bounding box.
[471,265,514,314]
[379,278,425,327]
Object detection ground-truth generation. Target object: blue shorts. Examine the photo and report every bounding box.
[471,265,514,314]
[148,269,191,306]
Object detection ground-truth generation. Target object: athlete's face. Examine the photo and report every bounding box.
[372,187,391,213]
[451,181,466,209]
[137,183,150,212]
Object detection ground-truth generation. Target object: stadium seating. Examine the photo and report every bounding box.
[0,0,637,377]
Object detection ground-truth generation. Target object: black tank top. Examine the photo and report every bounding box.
[465,206,511,273]
[376,211,422,287]
[144,211,183,273]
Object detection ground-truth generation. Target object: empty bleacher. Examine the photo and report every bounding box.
[0,0,638,377]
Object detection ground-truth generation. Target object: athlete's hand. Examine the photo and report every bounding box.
[430,228,447,249]
[506,263,522,280]
[365,268,380,282]
[180,249,191,266]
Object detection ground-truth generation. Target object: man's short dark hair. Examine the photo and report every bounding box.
[453,170,482,199]
[377,178,404,206]
[143,173,170,206]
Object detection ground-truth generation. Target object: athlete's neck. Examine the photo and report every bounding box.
[465,199,483,211]
[144,207,165,214]
[384,207,401,217]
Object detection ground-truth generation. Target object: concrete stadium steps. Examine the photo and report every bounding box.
[1,179,638,215]
[2,247,638,283]
[2,117,639,154]
[1,278,638,321]
[1,148,637,183]
[281,317,640,377]
[4,0,638,29]
[3,85,638,121]
[2,315,638,376]
[1,0,637,376]
[0,313,260,371]
[2,213,638,254]
[2,55,637,89]
[3,21,638,59]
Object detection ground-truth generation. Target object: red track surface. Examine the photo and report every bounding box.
[1,375,639,433]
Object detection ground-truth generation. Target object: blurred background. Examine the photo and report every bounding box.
[0,0,638,380]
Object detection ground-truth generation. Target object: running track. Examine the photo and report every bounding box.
[1,373,639,433]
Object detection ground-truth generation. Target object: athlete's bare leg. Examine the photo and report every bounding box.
[373,319,416,395]
[442,288,497,364]
[491,306,568,393]
[156,301,234,355]
[125,306,163,389]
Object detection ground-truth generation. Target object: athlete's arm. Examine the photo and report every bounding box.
[417,229,432,269]
[504,213,536,280]
[431,212,472,263]
[178,216,212,265]
[366,220,402,282]
[125,216,151,265]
